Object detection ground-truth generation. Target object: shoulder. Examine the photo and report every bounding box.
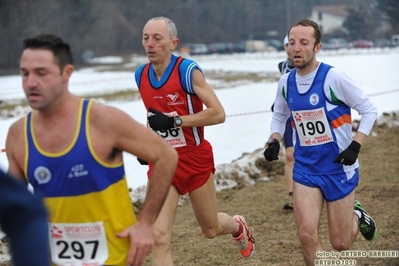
[136,63,147,73]
[325,66,353,83]
[279,72,290,83]
[134,63,147,80]
[89,100,129,122]
[89,100,142,137]
[5,117,26,175]
[178,57,204,93]
[134,63,150,88]
[134,62,149,84]
[277,73,290,95]
[179,57,202,73]
[7,117,25,140]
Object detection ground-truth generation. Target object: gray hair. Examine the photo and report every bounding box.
[147,17,178,39]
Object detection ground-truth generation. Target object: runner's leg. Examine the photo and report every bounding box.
[151,184,180,266]
[189,173,239,238]
[326,189,358,250]
[293,182,324,265]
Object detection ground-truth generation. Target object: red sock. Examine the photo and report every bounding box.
[232,220,243,238]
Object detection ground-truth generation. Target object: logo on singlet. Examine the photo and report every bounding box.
[167,93,178,102]
[310,93,319,105]
[68,164,89,178]
[34,166,51,184]
[167,93,184,105]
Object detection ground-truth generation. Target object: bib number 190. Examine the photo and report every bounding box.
[298,121,326,136]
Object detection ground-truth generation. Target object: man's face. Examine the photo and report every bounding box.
[288,25,320,70]
[142,20,178,64]
[20,49,64,110]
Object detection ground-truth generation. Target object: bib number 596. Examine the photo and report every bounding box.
[157,128,180,138]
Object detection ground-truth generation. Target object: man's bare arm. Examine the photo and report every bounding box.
[5,119,27,183]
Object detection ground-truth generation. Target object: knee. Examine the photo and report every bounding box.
[153,226,171,247]
[298,227,318,245]
[330,238,352,251]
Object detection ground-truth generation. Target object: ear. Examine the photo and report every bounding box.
[62,64,74,83]
[314,42,322,53]
[171,38,179,51]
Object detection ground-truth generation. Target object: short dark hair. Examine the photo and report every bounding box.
[23,34,73,72]
[289,19,322,47]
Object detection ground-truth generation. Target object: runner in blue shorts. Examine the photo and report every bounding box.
[293,169,359,202]
[264,19,378,265]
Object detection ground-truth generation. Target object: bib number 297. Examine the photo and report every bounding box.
[49,222,108,264]
[57,240,99,260]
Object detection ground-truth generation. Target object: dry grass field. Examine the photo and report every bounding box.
[142,120,399,266]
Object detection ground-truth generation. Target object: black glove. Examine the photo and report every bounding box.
[264,139,280,162]
[137,157,148,165]
[148,108,174,131]
[333,140,361,166]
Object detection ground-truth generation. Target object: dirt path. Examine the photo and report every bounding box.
[148,122,399,266]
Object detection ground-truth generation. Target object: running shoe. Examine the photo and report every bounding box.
[232,215,255,259]
[283,193,294,210]
[354,200,377,241]
[283,201,293,210]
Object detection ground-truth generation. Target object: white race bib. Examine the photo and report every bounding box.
[148,111,187,148]
[292,107,334,146]
[49,222,108,266]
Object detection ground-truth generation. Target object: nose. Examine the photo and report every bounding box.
[24,73,38,88]
[146,38,155,48]
[292,43,300,51]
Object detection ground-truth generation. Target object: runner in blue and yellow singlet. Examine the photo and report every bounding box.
[6,34,177,266]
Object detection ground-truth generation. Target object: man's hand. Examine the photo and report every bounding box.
[263,139,280,161]
[333,140,361,166]
[148,108,174,131]
[116,221,155,266]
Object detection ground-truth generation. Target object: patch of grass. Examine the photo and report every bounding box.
[142,125,399,266]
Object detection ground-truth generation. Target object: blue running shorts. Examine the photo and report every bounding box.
[293,168,359,202]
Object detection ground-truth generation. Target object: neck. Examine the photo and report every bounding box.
[151,54,173,80]
[297,60,319,76]
[36,93,79,121]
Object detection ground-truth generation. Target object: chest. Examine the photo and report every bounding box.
[139,68,186,109]
[33,118,79,153]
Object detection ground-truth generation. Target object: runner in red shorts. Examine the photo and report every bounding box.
[135,16,256,265]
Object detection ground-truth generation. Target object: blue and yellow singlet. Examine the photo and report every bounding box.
[24,99,136,266]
